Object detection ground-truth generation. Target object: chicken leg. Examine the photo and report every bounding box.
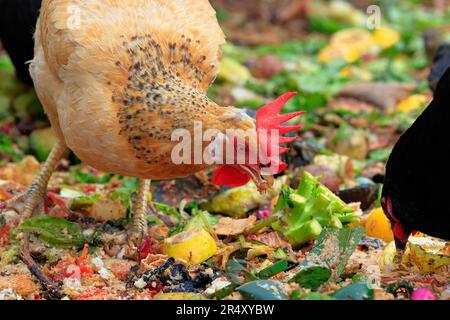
[128,179,151,245]
[1,140,67,222]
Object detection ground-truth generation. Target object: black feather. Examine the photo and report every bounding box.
[428,44,450,93]
[383,68,450,239]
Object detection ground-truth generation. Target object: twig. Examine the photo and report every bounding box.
[20,234,63,300]
[246,215,279,235]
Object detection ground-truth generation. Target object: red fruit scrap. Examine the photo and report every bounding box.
[47,191,67,207]
[65,244,93,278]
[137,237,158,261]
[0,225,11,243]
[0,188,12,201]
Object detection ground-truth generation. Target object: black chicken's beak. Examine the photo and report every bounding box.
[381,195,411,263]
[394,235,408,263]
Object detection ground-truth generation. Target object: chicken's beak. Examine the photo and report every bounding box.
[238,164,274,193]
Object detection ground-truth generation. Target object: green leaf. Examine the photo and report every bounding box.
[208,283,238,300]
[298,292,336,300]
[226,259,256,284]
[309,16,352,34]
[300,227,365,277]
[289,266,332,291]
[334,227,365,276]
[0,133,24,163]
[257,260,290,279]
[369,147,393,162]
[110,188,132,207]
[352,274,369,284]
[154,202,183,220]
[237,280,288,300]
[18,216,87,248]
[75,171,112,184]
[331,283,374,300]
[385,280,413,298]
[213,6,229,23]
[69,194,101,210]
[0,244,20,268]
[183,209,218,232]
[122,177,140,190]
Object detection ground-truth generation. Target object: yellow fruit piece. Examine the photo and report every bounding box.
[379,237,450,272]
[413,232,425,237]
[217,57,251,85]
[379,241,397,270]
[0,156,40,186]
[373,27,400,49]
[339,66,373,81]
[331,28,374,54]
[396,94,429,112]
[365,207,394,242]
[317,1,366,26]
[407,237,450,273]
[318,44,360,63]
[163,228,217,266]
[204,178,285,218]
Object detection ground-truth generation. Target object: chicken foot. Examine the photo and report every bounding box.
[1,140,67,223]
[128,179,151,245]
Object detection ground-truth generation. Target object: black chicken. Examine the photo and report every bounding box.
[382,65,450,254]
[0,0,41,85]
[428,44,450,92]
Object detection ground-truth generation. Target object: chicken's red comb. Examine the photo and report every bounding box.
[211,93,303,189]
[256,92,304,174]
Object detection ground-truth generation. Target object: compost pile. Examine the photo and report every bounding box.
[0,0,449,300]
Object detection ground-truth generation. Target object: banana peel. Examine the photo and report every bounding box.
[379,236,450,272]
[318,44,360,63]
[217,57,251,85]
[163,228,217,266]
[311,1,366,26]
[319,28,376,64]
[372,27,400,49]
[331,29,374,54]
[407,237,450,272]
[395,94,429,113]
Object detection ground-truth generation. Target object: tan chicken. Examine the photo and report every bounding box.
[2,0,303,245]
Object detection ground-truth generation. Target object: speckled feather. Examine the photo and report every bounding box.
[30,0,256,179]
